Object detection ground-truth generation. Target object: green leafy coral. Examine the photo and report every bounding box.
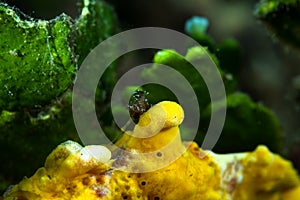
[0,6,75,110]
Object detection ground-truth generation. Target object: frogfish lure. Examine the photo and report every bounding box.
[128,90,151,123]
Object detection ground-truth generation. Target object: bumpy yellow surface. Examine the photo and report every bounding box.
[3,101,300,200]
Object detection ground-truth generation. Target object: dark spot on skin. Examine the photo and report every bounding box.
[156,152,162,157]
[65,185,76,193]
[128,90,151,123]
[82,177,90,185]
[154,197,160,200]
[122,194,128,199]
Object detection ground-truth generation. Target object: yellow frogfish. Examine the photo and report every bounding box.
[3,101,300,200]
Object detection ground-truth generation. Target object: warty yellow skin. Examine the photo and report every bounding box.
[4,101,300,200]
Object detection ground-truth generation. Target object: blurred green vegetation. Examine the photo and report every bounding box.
[256,0,300,49]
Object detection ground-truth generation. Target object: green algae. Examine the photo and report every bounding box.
[255,0,300,49]
[255,0,298,16]
[200,92,282,153]
[76,0,118,65]
[0,5,75,110]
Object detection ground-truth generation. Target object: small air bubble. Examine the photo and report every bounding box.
[141,181,146,186]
